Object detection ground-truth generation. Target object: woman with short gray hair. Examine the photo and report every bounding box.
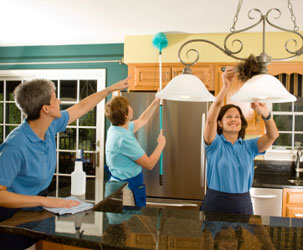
[0,77,129,249]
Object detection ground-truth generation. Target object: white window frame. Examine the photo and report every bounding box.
[264,102,302,162]
[0,69,106,235]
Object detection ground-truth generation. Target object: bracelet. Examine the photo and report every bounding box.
[105,87,111,94]
[262,112,271,121]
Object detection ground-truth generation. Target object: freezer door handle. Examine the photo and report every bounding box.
[146,201,198,207]
[251,195,277,199]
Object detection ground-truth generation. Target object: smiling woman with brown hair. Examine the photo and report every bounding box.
[200,61,279,215]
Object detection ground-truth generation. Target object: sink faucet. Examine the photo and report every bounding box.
[296,149,303,178]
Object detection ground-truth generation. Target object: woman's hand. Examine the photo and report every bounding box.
[157,129,166,147]
[108,76,130,92]
[222,66,236,90]
[42,197,80,208]
[251,103,269,118]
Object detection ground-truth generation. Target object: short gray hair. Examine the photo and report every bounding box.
[14,79,56,121]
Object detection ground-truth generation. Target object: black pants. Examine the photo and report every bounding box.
[200,188,253,215]
[0,188,48,250]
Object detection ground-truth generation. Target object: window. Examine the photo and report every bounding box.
[266,73,303,160]
[0,70,106,204]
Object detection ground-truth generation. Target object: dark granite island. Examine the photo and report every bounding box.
[1,181,303,250]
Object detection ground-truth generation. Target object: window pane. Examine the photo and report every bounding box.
[79,128,96,151]
[295,116,303,131]
[0,81,4,101]
[295,97,303,112]
[273,115,292,131]
[79,108,96,126]
[60,104,76,126]
[48,175,57,197]
[60,80,77,102]
[6,103,21,124]
[272,133,292,149]
[86,178,95,201]
[59,128,76,150]
[273,102,292,112]
[0,127,3,144]
[0,104,3,123]
[294,134,303,149]
[5,126,17,137]
[83,152,96,176]
[6,81,21,101]
[59,152,76,174]
[58,176,71,198]
[80,80,97,100]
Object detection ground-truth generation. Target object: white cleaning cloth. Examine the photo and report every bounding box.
[43,196,93,215]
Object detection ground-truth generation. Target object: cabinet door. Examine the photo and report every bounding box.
[283,188,303,217]
[285,207,303,218]
[171,64,215,91]
[128,64,172,91]
[215,64,265,135]
[268,62,303,75]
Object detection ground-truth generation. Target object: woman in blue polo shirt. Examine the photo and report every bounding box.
[105,96,166,207]
[201,61,279,215]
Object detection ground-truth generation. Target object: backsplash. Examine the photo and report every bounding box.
[254,160,295,175]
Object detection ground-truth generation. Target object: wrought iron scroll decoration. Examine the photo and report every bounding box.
[178,2,303,72]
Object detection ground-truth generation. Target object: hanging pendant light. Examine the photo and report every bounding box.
[156,67,215,102]
[170,1,303,104]
[231,74,297,103]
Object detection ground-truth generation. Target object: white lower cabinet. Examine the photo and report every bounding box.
[250,187,283,216]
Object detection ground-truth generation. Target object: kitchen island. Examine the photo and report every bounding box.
[0,181,303,250]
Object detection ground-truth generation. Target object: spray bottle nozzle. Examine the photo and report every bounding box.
[76,149,84,161]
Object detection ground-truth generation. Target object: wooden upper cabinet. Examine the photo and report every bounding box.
[268,62,303,75]
[171,64,215,91]
[128,64,172,91]
[127,63,215,91]
[215,63,265,135]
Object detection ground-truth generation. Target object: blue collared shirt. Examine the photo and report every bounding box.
[0,111,69,195]
[106,122,145,180]
[204,134,265,193]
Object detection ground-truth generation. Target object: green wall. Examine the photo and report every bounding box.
[0,43,128,86]
[0,43,128,150]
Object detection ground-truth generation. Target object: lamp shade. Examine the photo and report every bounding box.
[156,74,215,102]
[231,74,297,103]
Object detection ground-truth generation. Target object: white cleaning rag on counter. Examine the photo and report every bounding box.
[43,196,93,215]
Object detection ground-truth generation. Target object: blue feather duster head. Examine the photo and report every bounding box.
[152,32,168,53]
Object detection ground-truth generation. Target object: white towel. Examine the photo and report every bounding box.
[43,196,93,215]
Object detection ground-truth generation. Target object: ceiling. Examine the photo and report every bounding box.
[1,0,302,46]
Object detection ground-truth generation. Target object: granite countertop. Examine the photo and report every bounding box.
[1,181,303,250]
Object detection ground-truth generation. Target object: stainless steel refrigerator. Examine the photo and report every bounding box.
[121,92,208,207]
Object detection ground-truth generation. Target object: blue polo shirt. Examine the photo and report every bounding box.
[204,134,265,193]
[106,122,145,180]
[0,111,69,195]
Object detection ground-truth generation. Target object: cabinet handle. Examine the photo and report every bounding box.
[251,195,277,199]
[165,72,170,82]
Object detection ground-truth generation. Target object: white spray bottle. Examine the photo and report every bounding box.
[71,150,86,196]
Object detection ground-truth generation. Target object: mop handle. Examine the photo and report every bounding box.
[159,105,163,185]
[159,52,163,186]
